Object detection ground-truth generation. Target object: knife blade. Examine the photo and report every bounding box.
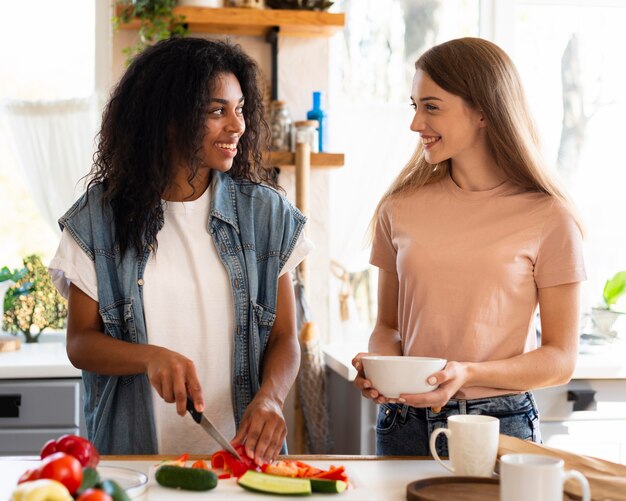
[186,396,243,461]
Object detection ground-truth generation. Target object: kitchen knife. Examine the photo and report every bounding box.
[186,396,243,461]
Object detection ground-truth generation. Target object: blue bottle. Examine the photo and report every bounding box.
[306,91,328,152]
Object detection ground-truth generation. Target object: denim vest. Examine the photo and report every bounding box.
[59,171,306,454]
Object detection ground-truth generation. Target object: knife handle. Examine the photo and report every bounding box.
[186,396,202,423]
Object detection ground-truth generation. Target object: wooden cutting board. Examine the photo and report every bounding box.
[0,336,20,352]
[406,476,578,500]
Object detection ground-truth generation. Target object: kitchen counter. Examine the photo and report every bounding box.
[323,340,626,382]
[0,456,447,500]
[0,341,81,379]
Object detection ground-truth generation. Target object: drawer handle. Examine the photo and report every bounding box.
[0,394,21,418]
[567,389,596,411]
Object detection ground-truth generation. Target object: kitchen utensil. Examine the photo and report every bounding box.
[406,476,578,501]
[186,396,242,461]
[429,415,499,477]
[361,355,446,398]
[500,454,590,501]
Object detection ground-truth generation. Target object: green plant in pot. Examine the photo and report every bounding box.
[2,255,68,343]
[590,271,626,338]
[113,0,189,64]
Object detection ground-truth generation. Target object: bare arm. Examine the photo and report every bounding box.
[352,268,402,402]
[400,282,582,408]
[66,283,204,415]
[233,272,300,465]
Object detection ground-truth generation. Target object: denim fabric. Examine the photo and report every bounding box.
[59,171,306,454]
[376,392,541,457]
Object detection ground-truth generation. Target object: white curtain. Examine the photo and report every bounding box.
[0,95,99,233]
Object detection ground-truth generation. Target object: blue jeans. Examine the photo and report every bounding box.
[376,392,542,457]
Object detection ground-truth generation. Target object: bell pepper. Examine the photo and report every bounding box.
[210,445,256,478]
[11,479,73,501]
[311,465,348,483]
[41,434,99,468]
[157,453,189,468]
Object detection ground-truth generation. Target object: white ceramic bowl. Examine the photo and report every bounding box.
[361,355,447,398]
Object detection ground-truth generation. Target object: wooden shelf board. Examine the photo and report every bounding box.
[119,7,345,38]
[263,151,344,169]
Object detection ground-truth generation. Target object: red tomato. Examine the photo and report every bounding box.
[76,489,113,501]
[40,439,58,458]
[17,468,40,484]
[56,434,100,468]
[38,452,83,494]
[40,434,100,468]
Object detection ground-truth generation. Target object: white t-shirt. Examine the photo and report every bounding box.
[49,186,312,454]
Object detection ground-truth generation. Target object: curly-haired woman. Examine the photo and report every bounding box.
[49,37,310,462]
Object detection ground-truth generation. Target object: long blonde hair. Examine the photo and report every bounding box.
[372,37,583,233]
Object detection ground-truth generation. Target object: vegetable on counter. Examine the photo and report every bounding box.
[238,471,312,496]
[238,471,348,496]
[75,488,113,501]
[210,445,257,478]
[19,452,83,495]
[10,479,73,501]
[41,435,100,468]
[261,460,349,484]
[155,465,218,491]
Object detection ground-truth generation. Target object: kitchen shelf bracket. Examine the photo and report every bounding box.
[266,26,280,100]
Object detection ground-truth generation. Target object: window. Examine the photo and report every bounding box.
[0,0,95,268]
[499,0,626,314]
[328,0,481,340]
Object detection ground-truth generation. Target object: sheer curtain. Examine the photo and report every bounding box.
[1,96,99,233]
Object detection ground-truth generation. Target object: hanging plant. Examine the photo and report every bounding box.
[113,0,189,64]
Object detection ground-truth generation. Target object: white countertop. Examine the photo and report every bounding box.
[323,340,626,382]
[1,337,624,381]
[0,340,81,379]
[1,457,450,500]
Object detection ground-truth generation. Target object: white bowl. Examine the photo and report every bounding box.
[361,355,447,398]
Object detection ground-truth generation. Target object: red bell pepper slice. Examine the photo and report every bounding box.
[210,444,256,478]
[312,465,348,483]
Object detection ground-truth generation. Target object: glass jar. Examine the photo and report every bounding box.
[269,100,292,151]
[293,120,319,153]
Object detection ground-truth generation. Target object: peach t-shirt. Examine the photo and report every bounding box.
[370,174,586,399]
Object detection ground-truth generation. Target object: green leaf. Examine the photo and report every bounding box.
[603,271,626,307]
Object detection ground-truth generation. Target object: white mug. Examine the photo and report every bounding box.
[429,415,499,477]
[500,454,591,501]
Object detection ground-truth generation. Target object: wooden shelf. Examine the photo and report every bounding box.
[119,7,345,38]
[263,151,344,169]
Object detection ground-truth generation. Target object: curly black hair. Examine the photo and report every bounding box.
[88,37,274,257]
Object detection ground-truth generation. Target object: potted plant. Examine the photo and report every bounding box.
[113,0,189,64]
[2,255,67,343]
[590,271,626,338]
[0,265,27,333]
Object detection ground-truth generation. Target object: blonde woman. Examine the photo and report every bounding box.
[352,37,586,456]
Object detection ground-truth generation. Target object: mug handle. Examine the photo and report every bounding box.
[429,428,454,474]
[564,469,591,501]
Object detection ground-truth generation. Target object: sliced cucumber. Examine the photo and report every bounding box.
[238,471,312,496]
[310,478,348,494]
[155,465,218,491]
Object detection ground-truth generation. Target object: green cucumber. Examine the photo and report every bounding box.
[97,479,132,501]
[310,478,348,494]
[155,465,218,491]
[238,470,311,496]
[78,467,101,495]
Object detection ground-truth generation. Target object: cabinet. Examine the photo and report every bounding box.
[0,379,85,455]
[534,380,626,463]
